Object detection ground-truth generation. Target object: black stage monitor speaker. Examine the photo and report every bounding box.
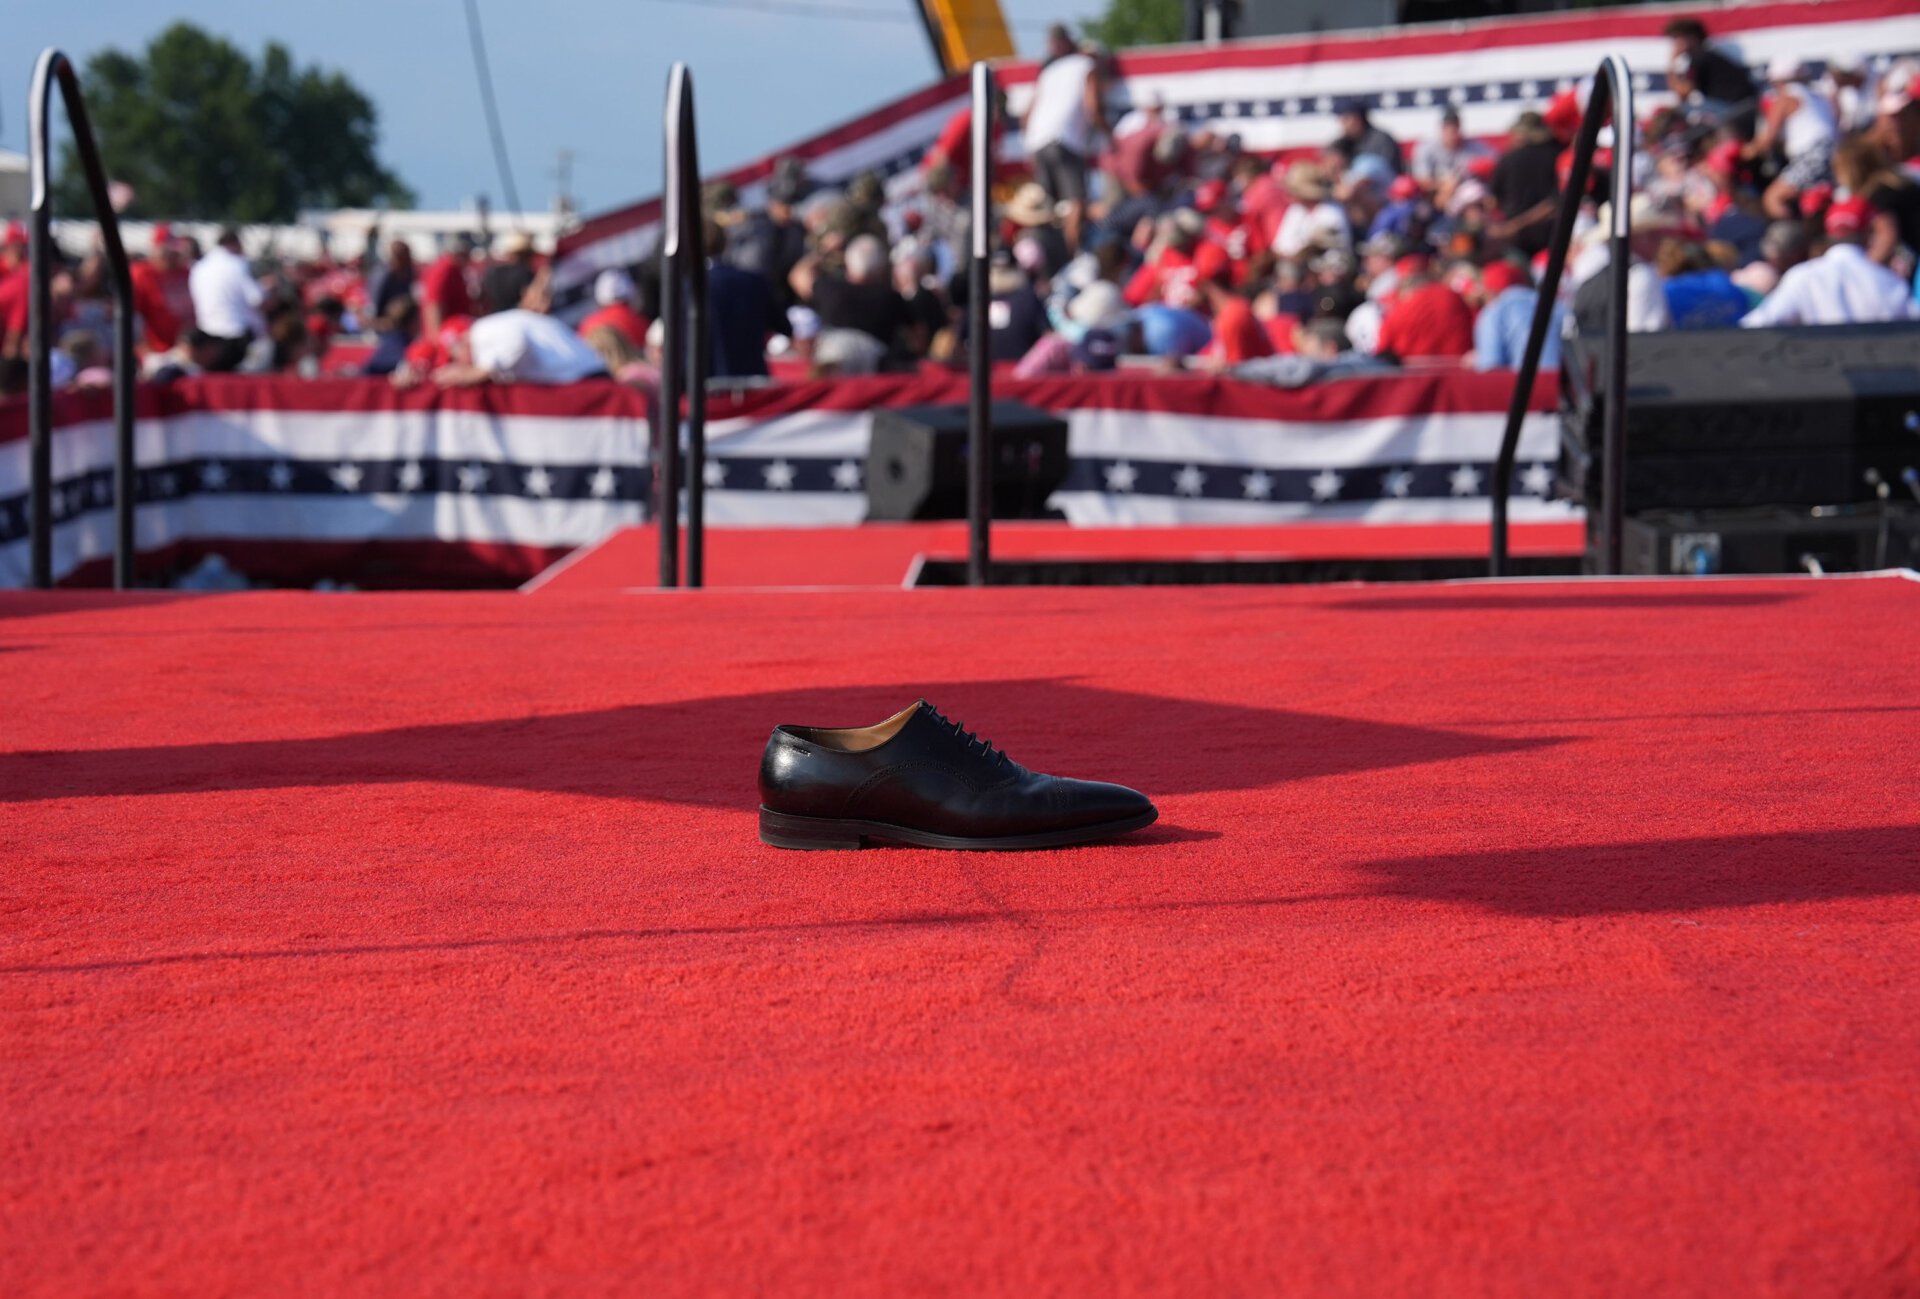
[1560,322,1920,514]
[1623,504,1920,575]
[866,401,1070,521]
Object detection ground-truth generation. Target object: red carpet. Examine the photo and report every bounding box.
[5,576,1920,1296]
[528,519,1589,591]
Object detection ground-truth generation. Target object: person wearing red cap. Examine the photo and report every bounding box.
[1376,259,1475,362]
[1194,181,1254,272]
[1367,173,1431,246]
[1740,197,1919,327]
[1832,133,1920,269]
[1471,258,1565,371]
[1194,241,1271,368]
[1122,210,1207,308]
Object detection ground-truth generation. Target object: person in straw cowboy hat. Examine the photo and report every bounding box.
[1005,182,1070,279]
[1272,160,1352,260]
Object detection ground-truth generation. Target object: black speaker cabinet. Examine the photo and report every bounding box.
[866,401,1070,521]
[1622,504,1920,575]
[1559,323,1920,512]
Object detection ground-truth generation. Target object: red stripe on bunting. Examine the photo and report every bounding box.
[707,371,1560,423]
[6,371,1556,449]
[0,377,655,445]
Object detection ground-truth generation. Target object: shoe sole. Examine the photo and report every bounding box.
[758,805,1158,851]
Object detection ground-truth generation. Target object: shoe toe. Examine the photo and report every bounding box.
[1055,777,1156,830]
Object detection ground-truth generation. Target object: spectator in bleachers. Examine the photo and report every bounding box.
[367,239,416,321]
[482,233,538,315]
[1412,110,1495,192]
[363,296,418,377]
[1832,133,1920,266]
[1754,57,1840,219]
[728,161,811,312]
[1665,16,1759,137]
[577,269,651,352]
[1471,258,1563,371]
[1740,198,1920,326]
[1489,112,1563,255]
[1657,239,1751,328]
[1334,98,1403,177]
[1731,219,1811,297]
[1375,257,1474,362]
[420,234,475,338]
[791,234,915,364]
[1022,23,1106,254]
[186,227,265,372]
[705,218,782,379]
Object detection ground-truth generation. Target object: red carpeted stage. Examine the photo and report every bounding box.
[529,518,1589,591]
[6,574,1920,1296]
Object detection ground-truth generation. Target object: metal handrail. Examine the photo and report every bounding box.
[28,48,138,589]
[966,61,994,587]
[657,62,710,588]
[1490,56,1634,577]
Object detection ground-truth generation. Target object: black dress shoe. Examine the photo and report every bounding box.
[758,700,1157,850]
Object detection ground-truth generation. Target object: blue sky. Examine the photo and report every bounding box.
[4,0,1093,217]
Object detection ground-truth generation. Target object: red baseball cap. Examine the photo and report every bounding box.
[1466,154,1498,180]
[1543,90,1583,142]
[1825,196,1871,237]
[1798,182,1835,217]
[1704,140,1743,177]
[1480,260,1527,296]
[1193,179,1229,214]
[1191,240,1233,285]
[2,221,26,248]
[1393,253,1431,282]
[1388,174,1420,201]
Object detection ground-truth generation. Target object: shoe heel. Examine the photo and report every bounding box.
[759,808,865,850]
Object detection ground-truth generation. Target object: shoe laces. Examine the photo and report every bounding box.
[927,705,1007,768]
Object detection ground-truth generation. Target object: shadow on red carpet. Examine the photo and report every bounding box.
[0,678,1563,806]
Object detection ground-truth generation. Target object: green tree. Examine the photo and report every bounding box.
[53,22,414,222]
[1080,0,1184,50]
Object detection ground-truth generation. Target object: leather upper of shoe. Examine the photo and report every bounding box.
[759,700,1153,838]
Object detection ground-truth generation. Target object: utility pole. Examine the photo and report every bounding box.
[552,148,575,220]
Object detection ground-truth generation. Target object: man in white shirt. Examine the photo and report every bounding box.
[185,227,265,371]
[434,309,609,386]
[1021,24,1106,254]
[1741,199,1920,327]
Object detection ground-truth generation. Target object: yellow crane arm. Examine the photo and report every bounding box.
[917,0,1015,74]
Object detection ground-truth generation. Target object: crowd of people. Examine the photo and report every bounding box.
[0,219,613,393]
[759,17,1920,384]
[2,15,1917,397]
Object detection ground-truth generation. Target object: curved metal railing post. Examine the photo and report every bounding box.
[681,74,708,591]
[967,62,994,587]
[657,63,709,589]
[1490,55,1633,577]
[656,65,687,589]
[28,48,139,590]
